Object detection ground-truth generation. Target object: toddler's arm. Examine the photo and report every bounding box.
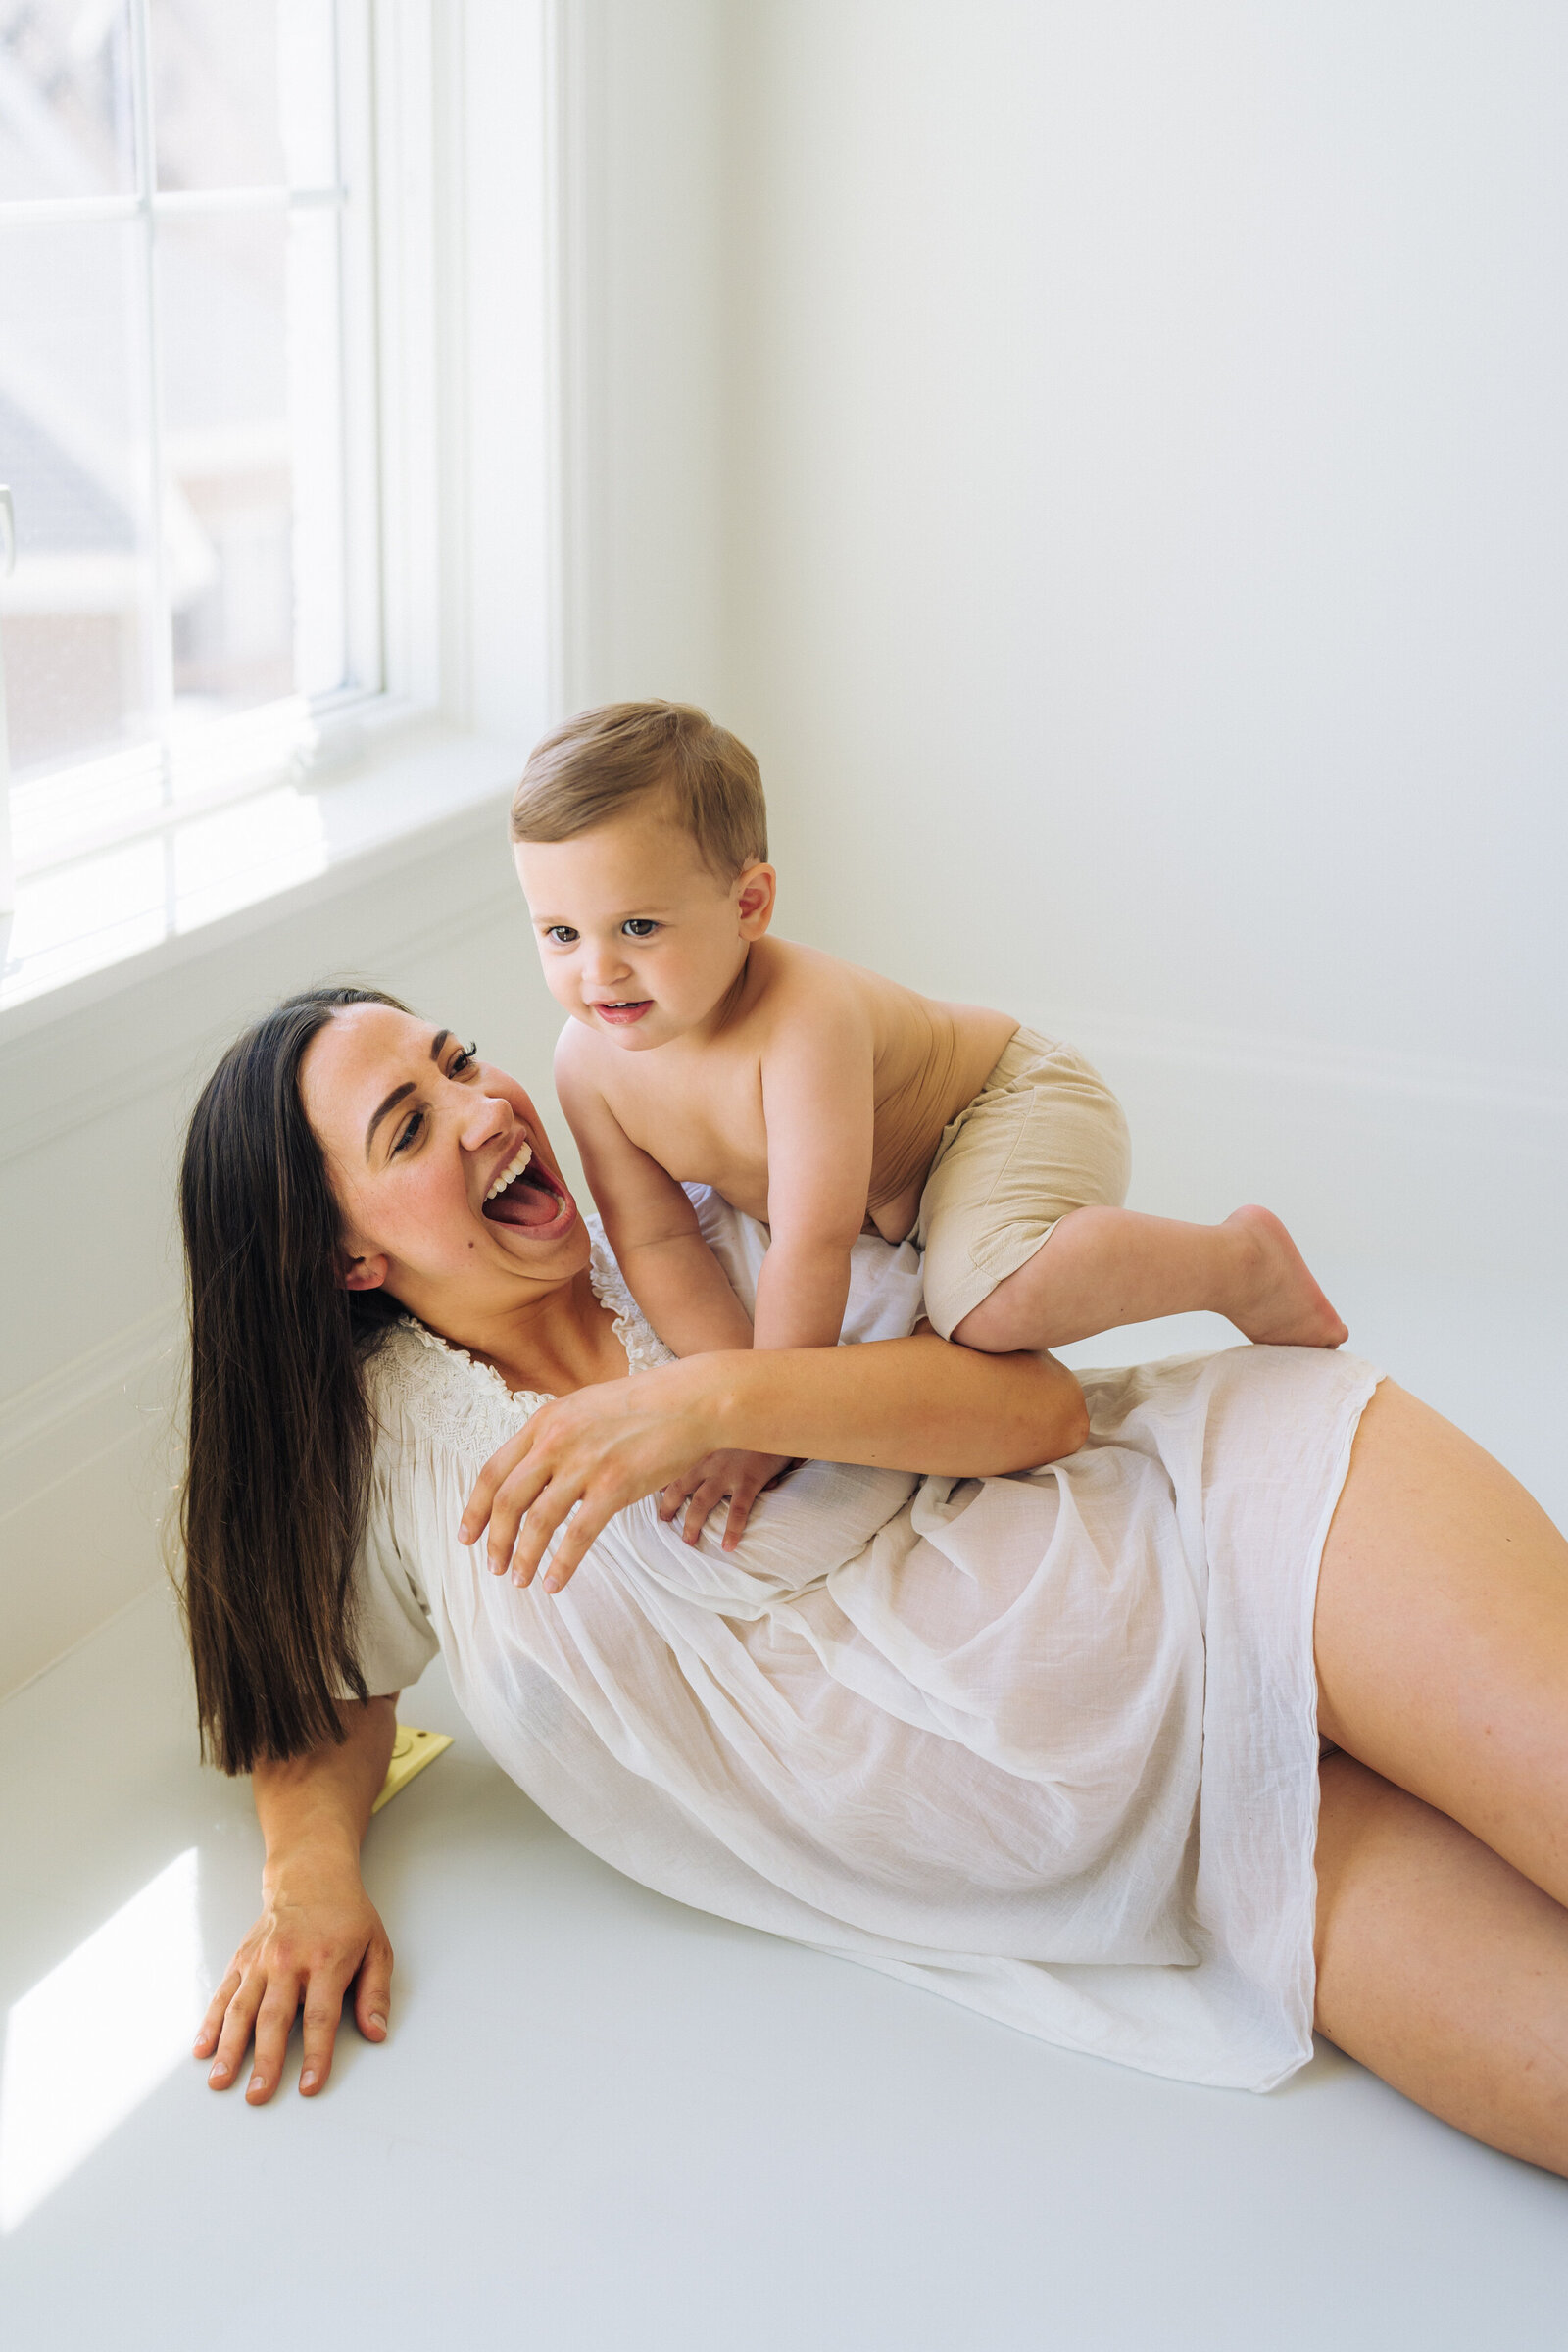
[753,1006,875,1351]
[556,1045,755,1358]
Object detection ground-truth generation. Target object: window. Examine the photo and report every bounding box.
[0,0,383,1005]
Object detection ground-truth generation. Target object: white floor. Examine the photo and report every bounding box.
[2,1264,1566,2350]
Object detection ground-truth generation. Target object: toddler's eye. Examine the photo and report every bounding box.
[621,918,659,939]
[544,925,578,946]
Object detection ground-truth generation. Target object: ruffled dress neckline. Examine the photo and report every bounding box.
[390,1224,673,1413]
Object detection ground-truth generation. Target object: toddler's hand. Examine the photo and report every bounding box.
[659,1450,796,1550]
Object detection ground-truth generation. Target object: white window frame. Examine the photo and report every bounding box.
[0,0,559,1030]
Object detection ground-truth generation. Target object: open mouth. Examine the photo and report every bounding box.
[591,999,653,1026]
[480,1141,573,1231]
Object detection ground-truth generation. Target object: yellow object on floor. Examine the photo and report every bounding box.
[371,1725,453,1814]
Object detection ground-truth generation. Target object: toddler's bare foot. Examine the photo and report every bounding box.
[1223,1205,1348,1348]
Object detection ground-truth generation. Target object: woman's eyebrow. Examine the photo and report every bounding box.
[364,1031,453,1158]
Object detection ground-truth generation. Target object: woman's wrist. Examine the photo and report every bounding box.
[260,1818,366,1892]
[669,1348,749,1451]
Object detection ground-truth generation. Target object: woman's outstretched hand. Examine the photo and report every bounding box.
[460,1355,733,1592]
[194,1845,393,2104]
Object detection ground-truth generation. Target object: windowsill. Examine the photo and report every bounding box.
[0,715,527,1043]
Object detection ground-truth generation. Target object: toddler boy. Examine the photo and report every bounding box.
[512,702,1346,1538]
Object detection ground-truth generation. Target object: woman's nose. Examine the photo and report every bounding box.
[461,1093,512,1152]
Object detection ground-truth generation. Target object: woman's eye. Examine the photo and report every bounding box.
[622,918,658,939]
[449,1043,477,1077]
[545,926,578,945]
[392,1109,425,1156]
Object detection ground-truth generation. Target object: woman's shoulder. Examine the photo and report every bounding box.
[585,1218,677,1374]
[362,1316,547,1462]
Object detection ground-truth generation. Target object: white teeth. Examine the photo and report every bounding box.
[485,1142,533,1201]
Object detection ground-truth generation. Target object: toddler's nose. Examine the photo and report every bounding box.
[582,941,631,988]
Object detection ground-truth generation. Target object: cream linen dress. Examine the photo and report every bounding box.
[347,1191,1381,2093]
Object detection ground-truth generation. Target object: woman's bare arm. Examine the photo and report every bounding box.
[193,1694,398,2105]
[462,1332,1091,1592]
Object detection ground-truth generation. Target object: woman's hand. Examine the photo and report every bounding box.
[460,1356,732,1593]
[659,1448,797,1548]
[193,1841,393,2104]
[461,1334,1090,1595]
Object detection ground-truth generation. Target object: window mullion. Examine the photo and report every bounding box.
[124,0,178,932]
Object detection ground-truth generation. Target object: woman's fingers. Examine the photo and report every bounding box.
[484,1457,558,1577]
[354,1933,394,2045]
[194,1964,242,2064]
[297,1959,361,2097]
[246,1982,304,2103]
[534,1492,619,1594]
[460,1422,540,1547]
[510,1471,589,1589]
[205,1966,264,2090]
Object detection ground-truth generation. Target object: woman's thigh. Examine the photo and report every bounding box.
[1314,1751,1568,2175]
[1315,1379,1568,1907]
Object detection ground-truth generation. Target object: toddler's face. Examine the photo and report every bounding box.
[514,806,774,1050]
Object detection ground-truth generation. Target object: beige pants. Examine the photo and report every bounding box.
[915,1026,1131,1340]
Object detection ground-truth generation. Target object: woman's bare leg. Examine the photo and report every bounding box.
[1315,1381,1568,1908]
[1315,1751,1568,2174]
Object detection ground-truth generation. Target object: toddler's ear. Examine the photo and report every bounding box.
[736,862,777,936]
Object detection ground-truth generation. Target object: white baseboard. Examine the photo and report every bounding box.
[1031,1003,1568,1280]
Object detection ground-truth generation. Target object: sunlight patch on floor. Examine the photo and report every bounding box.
[0,1847,203,2233]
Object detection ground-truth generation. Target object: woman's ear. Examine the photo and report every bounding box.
[735,862,777,938]
[340,1250,389,1293]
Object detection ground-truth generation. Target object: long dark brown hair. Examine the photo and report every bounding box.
[178,986,409,1774]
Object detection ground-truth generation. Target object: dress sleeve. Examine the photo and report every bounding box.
[338,1454,440,1698]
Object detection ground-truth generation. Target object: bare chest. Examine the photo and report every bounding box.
[604,1051,774,1219]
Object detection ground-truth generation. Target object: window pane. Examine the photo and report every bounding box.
[0,1,137,201]
[0,217,161,776]
[156,204,348,725]
[150,0,337,191]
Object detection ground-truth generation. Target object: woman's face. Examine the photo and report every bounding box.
[299,1002,587,1328]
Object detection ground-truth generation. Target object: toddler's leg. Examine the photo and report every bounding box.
[952,1203,1348,1353]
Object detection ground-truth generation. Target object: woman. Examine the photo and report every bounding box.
[182,987,1568,2172]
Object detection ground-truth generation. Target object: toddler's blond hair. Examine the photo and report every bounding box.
[511,701,768,879]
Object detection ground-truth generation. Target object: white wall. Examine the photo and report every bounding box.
[556,0,732,714]
[7,0,1566,1693]
[710,1,1567,1263]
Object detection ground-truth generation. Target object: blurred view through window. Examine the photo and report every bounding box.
[0,0,378,1002]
